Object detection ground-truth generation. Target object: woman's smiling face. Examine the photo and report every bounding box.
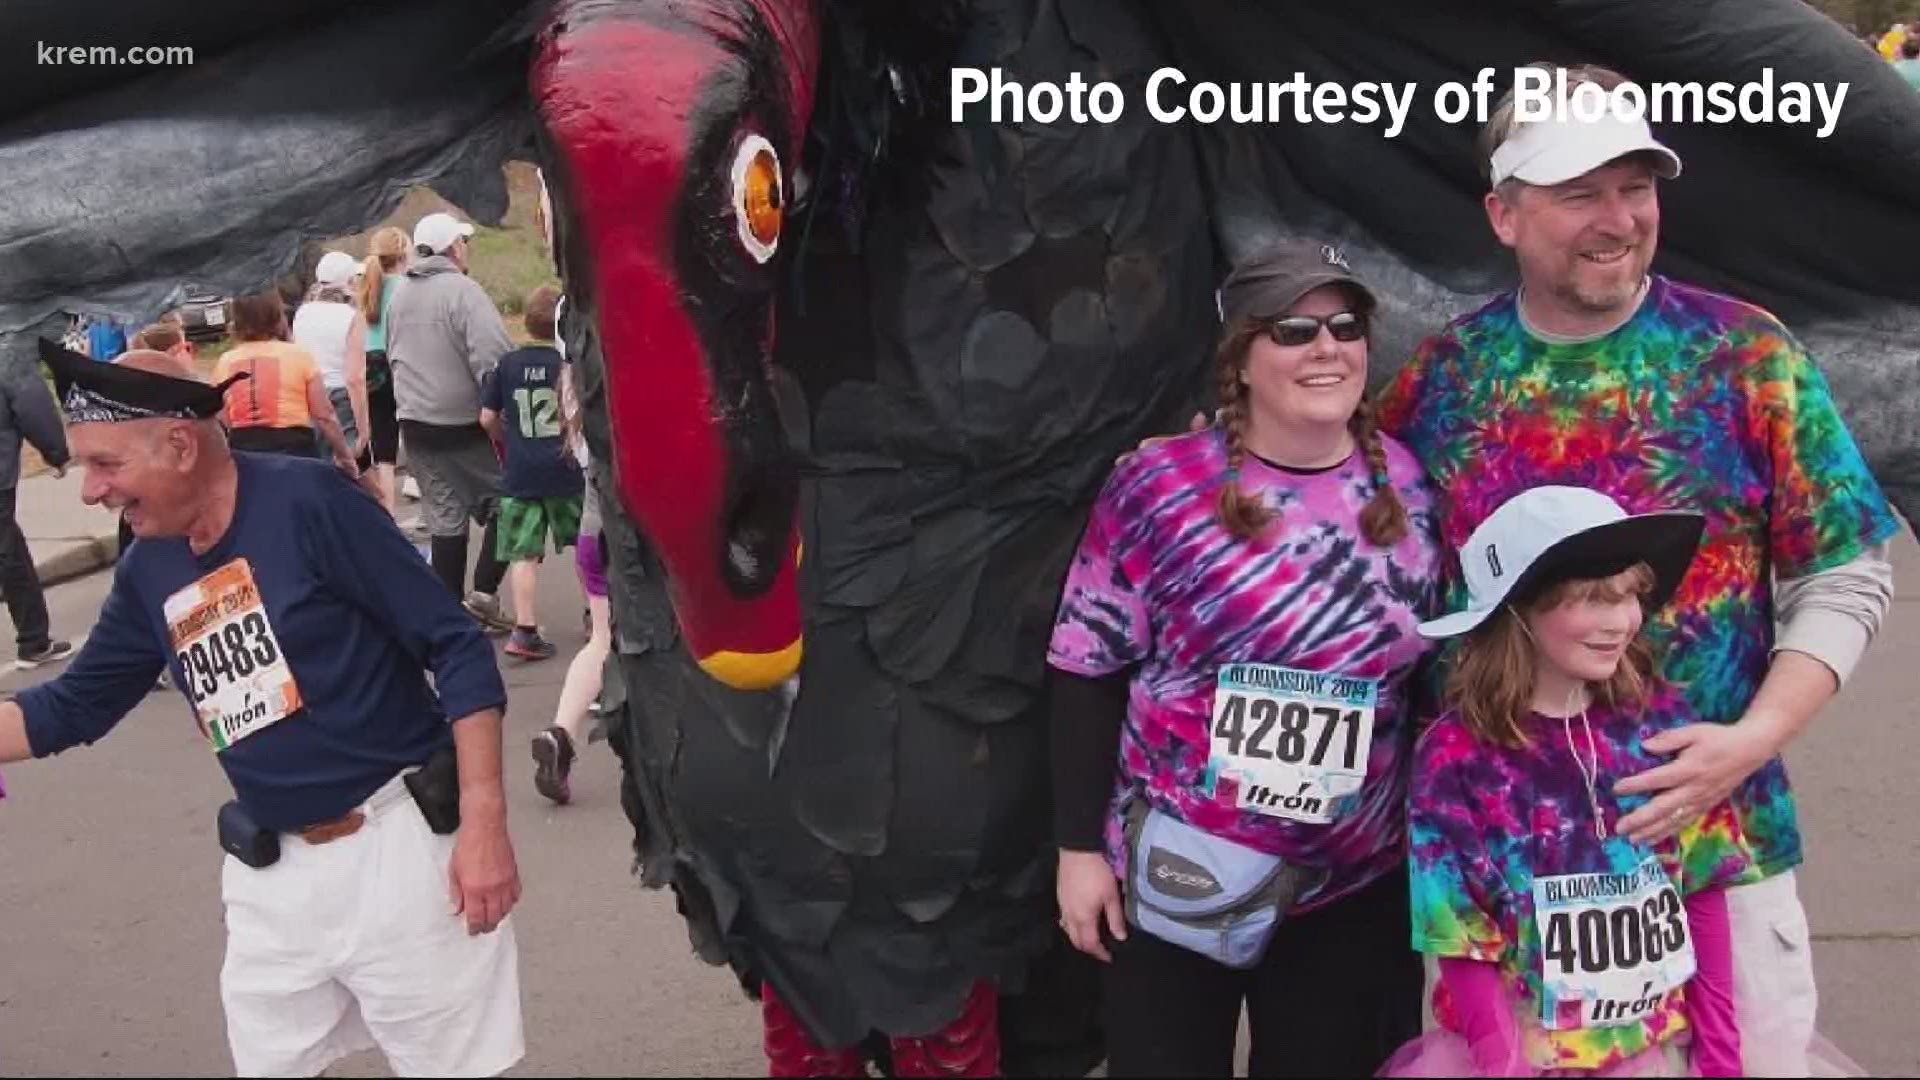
[1239,284,1369,436]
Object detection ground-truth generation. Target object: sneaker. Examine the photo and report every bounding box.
[531,726,575,805]
[463,591,515,635]
[505,628,558,661]
[17,640,73,668]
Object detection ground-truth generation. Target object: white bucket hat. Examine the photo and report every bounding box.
[1417,486,1704,639]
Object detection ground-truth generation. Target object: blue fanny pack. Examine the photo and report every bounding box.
[1122,800,1326,969]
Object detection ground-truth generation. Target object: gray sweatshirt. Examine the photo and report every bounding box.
[0,344,70,487]
[1774,543,1895,685]
[385,255,513,426]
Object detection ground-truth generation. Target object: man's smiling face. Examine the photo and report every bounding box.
[1486,155,1662,325]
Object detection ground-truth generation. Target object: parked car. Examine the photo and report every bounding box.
[177,290,231,341]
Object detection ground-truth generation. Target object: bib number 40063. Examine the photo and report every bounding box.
[1541,887,1686,977]
[1532,861,1695,1030]
[1212,696,1364,771]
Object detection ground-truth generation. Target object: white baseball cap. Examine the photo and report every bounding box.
[1489,98,1683,188]
[412,212,476,255]
[314,250,359,288]
[1417,486,1703,639]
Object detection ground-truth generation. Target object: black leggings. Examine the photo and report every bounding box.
[365,353,399,465]
[1102,869,1421,1078]
[429,515,507,599]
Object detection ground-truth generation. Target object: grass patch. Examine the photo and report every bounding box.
[470,225,558,320]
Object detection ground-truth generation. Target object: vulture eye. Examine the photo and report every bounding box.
[732,134,782,263]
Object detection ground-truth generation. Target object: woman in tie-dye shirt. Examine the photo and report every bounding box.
[1047,241,1441,1076]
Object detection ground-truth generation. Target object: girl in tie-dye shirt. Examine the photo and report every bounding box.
[1388,487,1752,1077]
[1047,240,1442,1077]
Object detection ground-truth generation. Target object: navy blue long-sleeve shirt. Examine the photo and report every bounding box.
[19,452,507,831]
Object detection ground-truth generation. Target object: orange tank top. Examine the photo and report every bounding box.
[215,341,319,429]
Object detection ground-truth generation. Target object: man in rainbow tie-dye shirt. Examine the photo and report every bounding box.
[1379,62,1898,1076]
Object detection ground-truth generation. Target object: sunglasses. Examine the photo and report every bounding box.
[1262,311,1368,348]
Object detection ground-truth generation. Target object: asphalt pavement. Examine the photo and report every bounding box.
[0,528,1915,1076]
[0,552,763,1077]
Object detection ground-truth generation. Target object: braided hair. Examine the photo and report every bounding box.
[1214,316,1410,547]
[1348,393,1410,546]
[1216,321,1275,539]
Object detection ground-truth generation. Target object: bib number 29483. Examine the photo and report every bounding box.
[164,559,303,752]
[1208,664,1377,824]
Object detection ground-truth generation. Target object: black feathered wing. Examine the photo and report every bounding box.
[0,0,535,352]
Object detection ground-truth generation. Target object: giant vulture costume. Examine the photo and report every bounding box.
[5,0,1919,1072]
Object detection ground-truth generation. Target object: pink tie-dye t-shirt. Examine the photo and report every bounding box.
[1047,428,1442,911]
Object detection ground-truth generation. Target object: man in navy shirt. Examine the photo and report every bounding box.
[0,343,524,1077]
[478,286,583,663]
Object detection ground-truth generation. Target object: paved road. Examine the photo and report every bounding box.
[0,554,762,1077]
[2,534,1916,1076]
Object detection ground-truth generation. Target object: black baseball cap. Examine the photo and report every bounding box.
[1218,239,1378,325]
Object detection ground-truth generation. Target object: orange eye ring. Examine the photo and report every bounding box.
[732,134,782,263]
[744,149,781,246]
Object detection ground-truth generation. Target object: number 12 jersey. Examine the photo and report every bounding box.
[481,344,583,499]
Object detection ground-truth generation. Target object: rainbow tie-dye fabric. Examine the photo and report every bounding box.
[1380,276,1899,878]
[1409,694,1755,1070]
[1047,429,1442,911]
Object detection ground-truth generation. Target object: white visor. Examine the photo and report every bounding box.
[1490,102,1682,188]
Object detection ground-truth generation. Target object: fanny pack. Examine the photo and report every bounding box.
[1122,800,1325,969]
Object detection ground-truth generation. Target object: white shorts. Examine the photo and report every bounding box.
[1727,870,1819,1078]
[219,775,524,1077]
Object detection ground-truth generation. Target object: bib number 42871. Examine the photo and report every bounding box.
[1213,696,1365,771]
[1207,664,1377,825]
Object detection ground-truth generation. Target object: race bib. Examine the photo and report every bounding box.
[163,559,303,752]
[1207,664,1377,824]
[1532,858,1695,1030]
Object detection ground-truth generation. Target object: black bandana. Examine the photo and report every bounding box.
[38,338,241,423]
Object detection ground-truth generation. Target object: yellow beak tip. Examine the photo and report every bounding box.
[697,639,804,691]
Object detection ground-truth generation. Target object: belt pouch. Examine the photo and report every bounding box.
[404,743,462,834]
[218,799,281,869]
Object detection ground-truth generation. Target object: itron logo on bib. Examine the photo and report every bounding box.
[164,559,304,751]
[1208,663,1377,824]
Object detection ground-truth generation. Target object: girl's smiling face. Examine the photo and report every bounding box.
[1524,566,1651,689]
